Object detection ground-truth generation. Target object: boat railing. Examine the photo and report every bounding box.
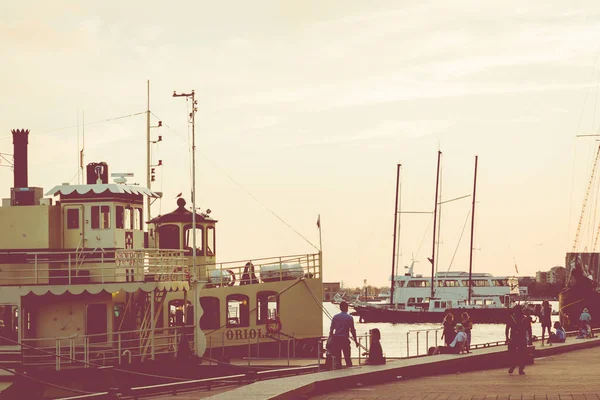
[200,253,321,287]
[0,249,188,285]
[21,324,195,370]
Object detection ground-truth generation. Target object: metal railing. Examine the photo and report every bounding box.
[0,249,188,285]
[202,253,321,287]
[21,324,195,370]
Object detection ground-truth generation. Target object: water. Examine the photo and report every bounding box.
[322,301,559,358]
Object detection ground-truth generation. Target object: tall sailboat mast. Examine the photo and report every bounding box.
[468,155,479,304]
[390,164,401,307]
[430,150,442,298]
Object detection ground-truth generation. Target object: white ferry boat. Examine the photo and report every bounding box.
[353,262,519,323]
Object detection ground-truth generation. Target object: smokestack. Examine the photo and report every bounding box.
[11,129,29,188]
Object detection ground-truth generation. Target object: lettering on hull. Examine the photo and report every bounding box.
[225,328,265,341]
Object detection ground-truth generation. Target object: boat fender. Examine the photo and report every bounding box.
[227,270,236,286]
[266,316,282,335]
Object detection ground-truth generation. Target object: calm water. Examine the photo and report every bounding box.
[322,301,559,358]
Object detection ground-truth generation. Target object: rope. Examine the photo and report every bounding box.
[0,366,96,395]
[446,209,472,272]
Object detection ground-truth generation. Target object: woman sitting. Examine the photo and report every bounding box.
[547,321,566,344]
[430,323,468,355]
[363,328,386,365]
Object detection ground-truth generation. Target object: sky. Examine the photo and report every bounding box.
[2,1,600,288]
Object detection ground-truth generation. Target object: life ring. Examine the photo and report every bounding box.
[227,270,236,286]
[266,316,282,335]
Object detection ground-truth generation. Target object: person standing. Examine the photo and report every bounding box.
[579,308,592,337]
[329,301,359,368]
[505,304,532,375]
[461,312,473,353]
[540,301,552,345]
[441,313,456,346]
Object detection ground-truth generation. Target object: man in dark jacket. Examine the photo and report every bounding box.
[505,304,532,375]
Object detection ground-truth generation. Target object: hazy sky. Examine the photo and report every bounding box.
[2,1,600,287]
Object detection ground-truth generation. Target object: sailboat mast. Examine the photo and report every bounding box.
[468,155,478,304]
[390,164,401,307]
[430,150,442,298]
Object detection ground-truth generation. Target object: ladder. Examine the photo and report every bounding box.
[139,289,167,358]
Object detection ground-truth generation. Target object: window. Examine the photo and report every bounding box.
[199,297,220,330]
[134,208,142,230]
[206,226,215,256]
[67,208,79,229]
[158,225,180,250]
[184,225,204,254]
[462,280,490,287]
[407,280,430,287]
[492,279,508,286]
[91,205,111,230]
[408,297,416,304]
[116,206,124,229]
[0,305,18,346]
[226,294,249,328]
[125,207,133,230]
[257,291,278,324]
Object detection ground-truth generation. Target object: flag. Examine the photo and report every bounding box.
[514,263,519,274]
[316,214,321,229]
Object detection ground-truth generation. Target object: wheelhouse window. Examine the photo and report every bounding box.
[206,226,215,256]
[134,207,143,230]
[91,205,111,229]
[257,291,278,324]
[226,294,249,328]
[67,209,79,229]
[184,225,204,255]
[492,279,508,286]
[158,225,180,250]
[124,207,133,230]
[116,206,124,229]
[199,297,220,330]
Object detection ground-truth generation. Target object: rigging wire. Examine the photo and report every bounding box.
[446,209,472,272]
[150,111,319,251]
[0,111,147,141]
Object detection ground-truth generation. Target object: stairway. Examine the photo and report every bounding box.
[139,289,167,358]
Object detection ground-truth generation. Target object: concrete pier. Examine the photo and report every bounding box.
[149,336,600,399]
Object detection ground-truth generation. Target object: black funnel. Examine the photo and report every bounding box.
[11,129,29,188]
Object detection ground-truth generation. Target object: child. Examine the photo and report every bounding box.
[363,328,386,365]
[547,321,565,344]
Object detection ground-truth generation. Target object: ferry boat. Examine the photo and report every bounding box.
[0,128,323,390]
[352,263,519,323]
[352,157,518,324]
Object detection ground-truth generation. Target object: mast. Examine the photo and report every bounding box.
[390,164,401,307]
[430,150,442,298]
[173,90,198,276]
[468,155,478,304]
[146,80,152,222]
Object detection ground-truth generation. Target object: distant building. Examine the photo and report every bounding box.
[535,271,548,283]
[323,282,341,302]
[518,276,536,287]
[548,266,566,286]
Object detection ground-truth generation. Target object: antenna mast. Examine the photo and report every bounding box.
[173,89,198,276]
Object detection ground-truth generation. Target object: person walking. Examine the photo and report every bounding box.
[329,301,359,368]
[540,300,552,345]
[505,304,532,375]
[461,312,473,353]
[441,313,456,346]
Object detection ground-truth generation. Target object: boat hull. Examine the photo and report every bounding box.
[558,285,600,330]
[352,305,512,324]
